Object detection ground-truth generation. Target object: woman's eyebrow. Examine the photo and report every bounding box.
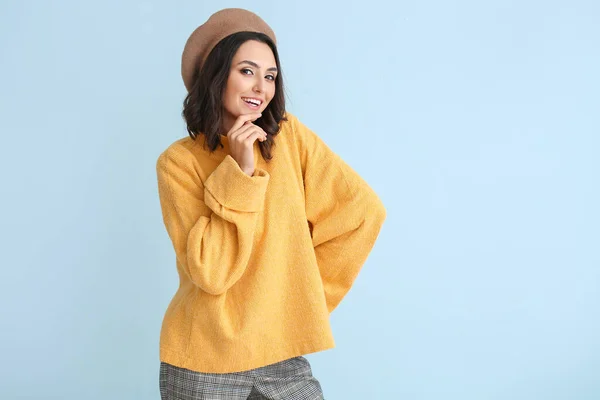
[237,60,278,72]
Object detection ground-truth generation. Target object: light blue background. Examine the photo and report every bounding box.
[1,0,598,399]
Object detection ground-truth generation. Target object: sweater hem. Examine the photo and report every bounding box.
[159,339,335,374]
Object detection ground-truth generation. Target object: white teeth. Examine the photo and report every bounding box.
[242,97,261,106]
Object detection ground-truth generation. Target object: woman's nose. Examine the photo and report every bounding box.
[253,79,264,93]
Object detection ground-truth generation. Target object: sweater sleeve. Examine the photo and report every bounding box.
[292,115,387,313]
[156,147,270,295]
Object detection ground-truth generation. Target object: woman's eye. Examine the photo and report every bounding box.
[241,68,275,81]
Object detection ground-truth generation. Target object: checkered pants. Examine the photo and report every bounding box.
[159,356,324,399]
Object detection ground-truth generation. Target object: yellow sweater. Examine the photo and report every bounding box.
[156,112,386,373]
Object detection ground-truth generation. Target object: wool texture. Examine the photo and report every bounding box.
[156,112,387,373]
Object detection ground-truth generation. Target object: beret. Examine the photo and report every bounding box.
[181,8,277,92]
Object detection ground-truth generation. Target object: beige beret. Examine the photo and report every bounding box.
[181,8,277,92]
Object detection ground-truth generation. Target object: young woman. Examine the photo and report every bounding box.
[156,8,387,400]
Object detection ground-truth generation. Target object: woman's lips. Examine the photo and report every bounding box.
[241,97,263,110]
[243,100,260,110]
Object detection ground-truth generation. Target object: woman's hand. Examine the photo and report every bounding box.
[226,113,268,176]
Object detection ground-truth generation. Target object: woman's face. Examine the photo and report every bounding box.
[222,40,277,132]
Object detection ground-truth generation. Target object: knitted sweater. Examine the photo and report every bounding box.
[156,112,386,373]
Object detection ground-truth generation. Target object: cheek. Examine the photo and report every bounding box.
[224,87,243,110]
[222,89,235,110]
[267,85,276,101]
[224,74,243,99]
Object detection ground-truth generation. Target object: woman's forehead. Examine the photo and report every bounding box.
[233,41,276,67]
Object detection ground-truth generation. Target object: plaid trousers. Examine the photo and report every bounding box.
[159,356,324,400]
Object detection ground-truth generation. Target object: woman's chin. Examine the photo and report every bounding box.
[239,109,261,120]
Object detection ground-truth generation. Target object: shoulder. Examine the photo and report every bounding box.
[280,111,315,144]
[279,111,297,134]
[156,136,202,174]
[280,111,329,153]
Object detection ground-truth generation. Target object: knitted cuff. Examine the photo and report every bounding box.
[204,155,269,212]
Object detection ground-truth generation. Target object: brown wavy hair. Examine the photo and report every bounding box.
[182,31,287,162]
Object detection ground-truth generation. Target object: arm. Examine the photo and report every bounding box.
[293,115,387,313]
[156,147,269,295]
